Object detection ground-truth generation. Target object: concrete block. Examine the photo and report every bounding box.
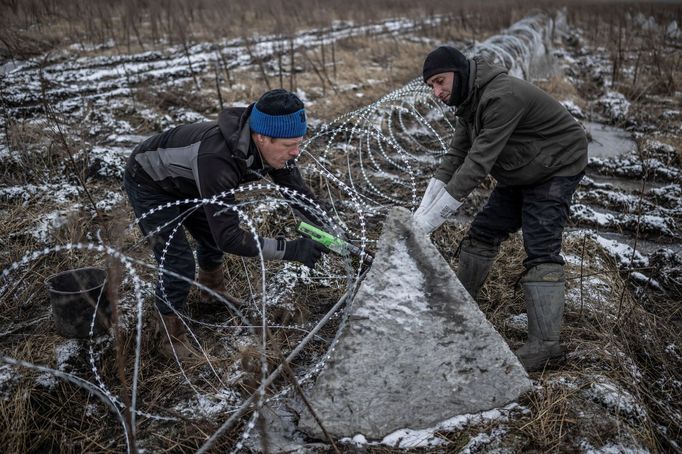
[298,207,531,440]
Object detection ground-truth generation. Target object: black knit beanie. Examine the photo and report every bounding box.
[250,89,307,138]
[422,46,470,107]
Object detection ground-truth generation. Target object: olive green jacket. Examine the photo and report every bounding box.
[434,56,588,200]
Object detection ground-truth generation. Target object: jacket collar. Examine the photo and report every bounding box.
[218,105,271,174]
[456,56,508,118]
[455,57,479,116]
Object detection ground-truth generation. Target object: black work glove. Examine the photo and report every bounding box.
[283,238,328,269]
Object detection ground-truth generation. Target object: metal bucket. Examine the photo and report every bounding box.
[45,267,111,338]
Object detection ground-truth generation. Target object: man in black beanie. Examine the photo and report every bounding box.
[124,89,328,361]
[421,46,470,107]
[414,46,588,372]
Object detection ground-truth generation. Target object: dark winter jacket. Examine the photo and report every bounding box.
[125,105,317,257]
[434,57,588,200]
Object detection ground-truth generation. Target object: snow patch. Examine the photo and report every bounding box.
[378,404,524,449]
[566,274,614,316]
[578,438,650,454]
[95,191,124,212]
[664,344,680,360]
[506,313,528,331]
[85,403,100,416]
[89,145,130,178]
[32,209,76,243]
[173,389,241,418]
[584,375,646,422]
[597,91,630,122]
[566,230,648,269]
[0,183,81,205]
[459,427,508,454]
[592,234,648,268]
[562,99,585,119]
[35,372,58,389]
[661,109,680,120]
[629,271,662,291]
[56,339,82,371]
[0,365,19,399]
[667,21,681,40]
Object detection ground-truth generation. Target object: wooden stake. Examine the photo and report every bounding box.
[289,37,296,92]
[214,61,224,110]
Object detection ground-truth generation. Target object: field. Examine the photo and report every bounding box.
[1,0,681,452]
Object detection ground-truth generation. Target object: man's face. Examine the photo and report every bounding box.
[426,72,455,104]
[255,134,303,169]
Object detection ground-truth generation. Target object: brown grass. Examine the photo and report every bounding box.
[1,0,681,451]
[536,75,588,110]
[429,221,681,452]
[0,0,518,59]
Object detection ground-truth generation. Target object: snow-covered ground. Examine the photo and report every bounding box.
[0,7,680,454]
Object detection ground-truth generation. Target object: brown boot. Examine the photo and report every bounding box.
[154,312,201,362]
[197,265,227,305]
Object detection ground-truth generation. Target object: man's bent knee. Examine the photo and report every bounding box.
[460,235,500,259]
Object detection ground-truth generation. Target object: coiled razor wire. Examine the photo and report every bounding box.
[0,12,563,452]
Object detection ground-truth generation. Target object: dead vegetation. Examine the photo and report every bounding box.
[431,225,681,452]
[1,0,681,452]
[0,0,522,59]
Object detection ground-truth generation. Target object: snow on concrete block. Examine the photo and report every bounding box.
[298,207,532,440]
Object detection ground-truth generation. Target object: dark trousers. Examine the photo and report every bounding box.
[467,172,584,270]
[123,173,223,314]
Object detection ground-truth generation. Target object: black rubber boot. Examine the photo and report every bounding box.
[515,263,566,371]
[456,237,499,300]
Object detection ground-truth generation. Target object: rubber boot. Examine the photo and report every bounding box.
[515,263,566,372]
[197,265,227,306]
[456,237,498,300]
[154,312,201,362]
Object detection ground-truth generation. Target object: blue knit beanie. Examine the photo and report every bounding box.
[249,89,307,138]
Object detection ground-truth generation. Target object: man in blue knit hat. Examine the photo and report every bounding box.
[124,89,327,361]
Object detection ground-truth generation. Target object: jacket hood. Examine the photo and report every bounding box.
[217,104,268,173]
[474,57,507,87]
[218,105,252,159]
[456,57,507,115]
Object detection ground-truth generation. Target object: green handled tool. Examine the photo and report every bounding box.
[297,221,373,263]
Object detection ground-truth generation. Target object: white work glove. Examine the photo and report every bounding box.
[413,178,445,218]
[413,188,462,235]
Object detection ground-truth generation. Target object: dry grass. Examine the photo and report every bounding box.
[1,0,681,452]
[536,75,588,111]
[0,0,518,59]
[431,224,681,452]
[112,33,443,134]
